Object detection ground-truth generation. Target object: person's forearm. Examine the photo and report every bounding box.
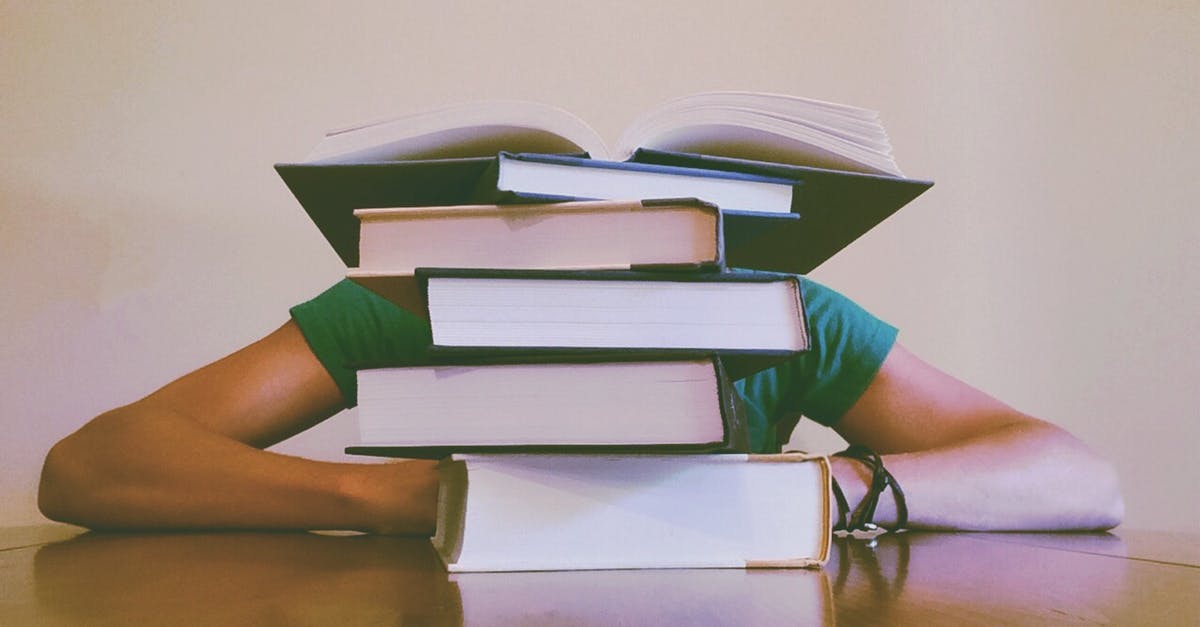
[39,406,438,534]
[831,420,1124,531]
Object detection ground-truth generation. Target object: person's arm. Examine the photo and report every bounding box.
[828,343,1124,531]
[38,321,438,534]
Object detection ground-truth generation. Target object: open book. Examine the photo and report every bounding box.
[304,91,904,177]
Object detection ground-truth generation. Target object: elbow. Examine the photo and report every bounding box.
[1033,422,1125,531]
[38,437,85,524]
[38,415,121,528]
[1090,456,1125,531]
[1054,430,1124,531]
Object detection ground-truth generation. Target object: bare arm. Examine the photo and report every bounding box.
[829,343,1124,531]
[38,321,437,534]
[41,321,1123,534]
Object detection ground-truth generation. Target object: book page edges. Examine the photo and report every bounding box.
[789,275,811,351]
[352,198,714,220]
[441,454,832,572]
[747,453,832,565]
[309,100,611,162]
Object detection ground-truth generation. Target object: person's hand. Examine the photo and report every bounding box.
[349,459,441,535]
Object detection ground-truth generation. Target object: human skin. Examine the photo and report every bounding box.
[38,321,1123,534]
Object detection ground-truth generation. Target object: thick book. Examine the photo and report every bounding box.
[300,91,903,175]
[346,354,748,458]
[348,198,724,278]
[349,268,808,379]
[432,452,832,572]
[405,267,809,355]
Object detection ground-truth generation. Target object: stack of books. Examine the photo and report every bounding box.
[277,92,932,572]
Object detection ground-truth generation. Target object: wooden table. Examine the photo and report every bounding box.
[1,525,1196,625]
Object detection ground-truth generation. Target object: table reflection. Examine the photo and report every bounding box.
[27,528,1172,626]
[32,531,835,626]
[33,531,460,626]
[829,531,1136,624]
[451,566,833,626]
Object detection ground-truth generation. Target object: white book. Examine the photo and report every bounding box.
[348,198,722,276]
[417,268,809,354]
[433,452,832,572]
[350,356,747,454]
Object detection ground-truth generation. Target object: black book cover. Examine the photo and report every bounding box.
[631,149,933,274]
[275,158,494,268]
[416,265,803,284]
[276,152,931,275]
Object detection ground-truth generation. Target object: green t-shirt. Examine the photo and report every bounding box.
[290,277,897,453]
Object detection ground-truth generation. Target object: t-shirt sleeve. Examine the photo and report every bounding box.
[289,279,432,407]
[291,276,895,438]
[790,276,898,424]
[738,276,898,443]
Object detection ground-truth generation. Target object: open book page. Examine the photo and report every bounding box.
[302,92,902,175]
[621,91,889,147]
[618,92,900,175]
[306,100,609,163]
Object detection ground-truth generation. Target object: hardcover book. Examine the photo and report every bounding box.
[347,354,748,458]
[348,198,724,277]
[480,151,799,216]
[432,452,832,572]
[407,267,809,355]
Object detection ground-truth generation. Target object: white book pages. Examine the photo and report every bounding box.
[437,453,830,572]
[356,359,723,447]
[308,100,609,163]
[495,157,797,214]
[354,201,719,273]
[425,277,807,352]
[303,92,901,176]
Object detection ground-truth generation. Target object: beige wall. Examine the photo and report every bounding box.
[3,1,1196,532]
